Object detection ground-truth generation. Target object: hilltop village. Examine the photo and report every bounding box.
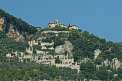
[2,19,122,73]
[5,19,122,73]
[1,8,122,80]
[5,19,81,72]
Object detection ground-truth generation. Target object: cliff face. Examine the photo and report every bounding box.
[6,24,25,41]
[0,18,24,41]
[55,41,73,55]
[0,18,5,31]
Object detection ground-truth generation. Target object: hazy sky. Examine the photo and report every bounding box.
[0,0,122,42]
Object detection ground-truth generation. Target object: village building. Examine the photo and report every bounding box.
[69,25,79,30]
[48,19,59,28]
[5,19,81,72]
[28,40,38,46]
[48,19,79,30]
[36,27,41,31]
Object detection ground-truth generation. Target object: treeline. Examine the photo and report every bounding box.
[0,63,79,81]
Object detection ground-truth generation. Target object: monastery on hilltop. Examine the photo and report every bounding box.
[48,19,79,30]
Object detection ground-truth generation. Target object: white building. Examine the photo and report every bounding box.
[26,47,33,54]
[69,25,79,30]
[28,40,38,47]
[48,19,59,28]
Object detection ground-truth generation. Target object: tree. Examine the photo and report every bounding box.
[55,56,61,64]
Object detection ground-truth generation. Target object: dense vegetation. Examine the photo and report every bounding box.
[68,30,122,62]
[29,27,122,80]
[67,30,122,80]
[0,63,79,81]
[0,62,121,81]
[0,9,37,35]
[0,32,28,57]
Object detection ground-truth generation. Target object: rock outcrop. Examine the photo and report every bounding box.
[55,41,73,56]
[0,18,5,31]
[6,24,24,41]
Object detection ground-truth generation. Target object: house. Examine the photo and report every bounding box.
[36,27,41,31]
[48,19,59,28]
[69,25,79,30]
[26,47,33,54]
[28,40,38,46]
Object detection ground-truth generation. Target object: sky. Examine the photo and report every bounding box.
[0,0,122,42]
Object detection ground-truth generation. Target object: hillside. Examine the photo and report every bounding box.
[0,9,37,41]
[0,9,122,81]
